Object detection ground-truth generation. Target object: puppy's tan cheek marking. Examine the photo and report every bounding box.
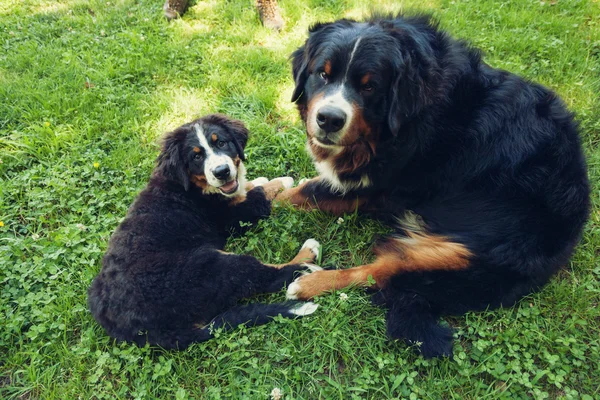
[190,174,208,189]
[233,156,241,167]
[211,133,218,143]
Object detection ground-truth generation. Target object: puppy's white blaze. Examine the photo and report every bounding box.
[194,123,245,197]
[301,238,321,259]
[271,176,294,189]
[290,302,319,316]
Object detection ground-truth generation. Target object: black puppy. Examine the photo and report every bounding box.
[277,14,590,358]
[88,114,322,349]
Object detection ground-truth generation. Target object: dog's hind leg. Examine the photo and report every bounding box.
[383,290,454,358]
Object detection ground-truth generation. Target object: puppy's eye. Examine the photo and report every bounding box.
[217,140,226,148]
[194,154,202,160]
[319,71,329,82]
[362,83,374,92]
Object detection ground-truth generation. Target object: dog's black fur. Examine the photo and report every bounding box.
[286,14,590,357]
[88,114,317,349]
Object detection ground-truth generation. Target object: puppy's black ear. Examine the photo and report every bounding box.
[227,118,249,161]
[205,114,249,161]
[156,128,190,191]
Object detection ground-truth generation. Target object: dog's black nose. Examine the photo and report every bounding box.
[316,106,347,133]
[212,164,231,180]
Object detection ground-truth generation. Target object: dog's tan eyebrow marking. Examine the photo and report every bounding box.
[361,73,371,85]
[324,60,332,75]
[193,146,201,153]
[211,133,218,142]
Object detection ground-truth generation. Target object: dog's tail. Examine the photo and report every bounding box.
[148,302,319,349]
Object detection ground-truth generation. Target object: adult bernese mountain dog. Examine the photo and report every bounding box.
[277,14,590,358]
[88,114,322,349]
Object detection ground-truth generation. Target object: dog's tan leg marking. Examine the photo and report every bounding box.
[286,233,472,300]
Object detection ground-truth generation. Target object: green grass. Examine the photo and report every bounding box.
[1,0,599,398]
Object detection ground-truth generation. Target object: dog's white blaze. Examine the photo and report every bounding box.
[343,36,362,82]
[194,124,245,197]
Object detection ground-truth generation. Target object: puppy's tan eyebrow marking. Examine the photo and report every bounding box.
[211,133,218,142]
[193,146,201,153]
[361,73,371,85]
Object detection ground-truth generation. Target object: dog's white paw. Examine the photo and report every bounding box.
[290,302,319,316]
[298,178,309,186]
[272,176,294,189]
[251,177,269,187]
[286,280,302,300]
[301,238,321,259]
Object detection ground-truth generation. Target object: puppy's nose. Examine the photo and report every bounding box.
[316,106,347,133]
[212,164,231,181]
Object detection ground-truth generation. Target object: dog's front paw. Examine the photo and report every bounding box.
[261,177,294,200]
[286,269,336,300]
[271,176,294,189]
[251,177,269,187]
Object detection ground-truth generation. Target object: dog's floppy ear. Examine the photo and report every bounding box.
[156,127,191,191]
[204,114,249,161]
[290,45,308,103]
[291,21,337,103]
[385,16,443,135]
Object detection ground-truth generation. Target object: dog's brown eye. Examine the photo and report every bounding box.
[362,84,374,92]
[319,71,329,82]
[217,140,226,148]
[194,154,202,160]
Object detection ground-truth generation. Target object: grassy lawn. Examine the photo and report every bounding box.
[1,0,599,398]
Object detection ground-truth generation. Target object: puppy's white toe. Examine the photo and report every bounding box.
[301,238,321,259]
[273,176,294,189]
[290,302,319,316]
[286,281,301,299]
[251,177,269,186]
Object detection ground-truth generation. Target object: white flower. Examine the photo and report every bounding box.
[337,217,344,225]
[270,388,283,400]
[32,233,40,240]
[339,293,348,301]
[76,223,87,231]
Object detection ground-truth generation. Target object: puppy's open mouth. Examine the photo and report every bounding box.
[218,180,239,194]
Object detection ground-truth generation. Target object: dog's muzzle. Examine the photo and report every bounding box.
[314,105,347,144]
